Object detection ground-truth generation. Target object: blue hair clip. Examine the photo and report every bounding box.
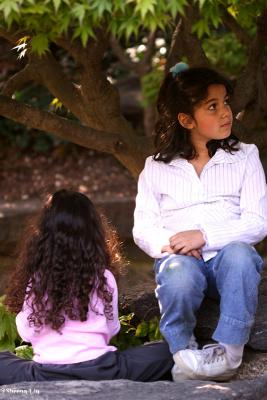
[170,62,189,77]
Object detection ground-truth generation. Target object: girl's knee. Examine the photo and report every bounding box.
[223,241,255,256]
[156,255,204,290]
[219,242,263,276]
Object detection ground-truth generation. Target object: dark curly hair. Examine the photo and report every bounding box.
[154,67,239,163]
[5,189,123,332]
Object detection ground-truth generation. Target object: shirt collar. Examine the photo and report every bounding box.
[169,146,246,167]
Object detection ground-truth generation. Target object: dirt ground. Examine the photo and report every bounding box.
[0,145,137,203]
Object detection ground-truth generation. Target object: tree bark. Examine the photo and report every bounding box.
[166,4,210,72]
[110,32,157,136]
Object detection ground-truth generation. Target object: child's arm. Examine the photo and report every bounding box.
[15,300,32,343]
[105,270,121,339]
[200,145,267,251]
[133,158,176,258]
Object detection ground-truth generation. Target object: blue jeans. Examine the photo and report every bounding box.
[154,241,264,354]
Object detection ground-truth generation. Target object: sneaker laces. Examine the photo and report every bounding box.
[201,344,226,365]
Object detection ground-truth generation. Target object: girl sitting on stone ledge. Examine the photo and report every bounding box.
[133,65,267,382]
[0,189,173,385]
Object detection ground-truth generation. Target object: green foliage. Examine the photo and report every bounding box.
[15,345,34,360]
[0,296,19,352]
[31,33,50,56]
[0,0,263,51]
[0,297,34,359]
[110,313,162,351]
[0,0,186,48]
[0,0,264,58]
[192,0,265,38]
[203,32,247,75]
[141,68,164,107]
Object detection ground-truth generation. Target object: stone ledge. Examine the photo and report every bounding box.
[1,376,267,400]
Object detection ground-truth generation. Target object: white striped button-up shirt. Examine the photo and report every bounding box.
[133,143,267,261]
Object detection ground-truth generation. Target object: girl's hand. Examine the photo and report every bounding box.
[186,249,202,260]
[161,244,202,259]
[161,244,175,254]
[169,230,205,255]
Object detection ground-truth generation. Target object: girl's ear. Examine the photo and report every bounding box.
[177,113,195,129]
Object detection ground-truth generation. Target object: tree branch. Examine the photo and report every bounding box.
[221,8,251,47]
[0,27,23,44]
[166,18,184,71]
[54,33,85,64]
[0,94,150,177]
[29,52,86,122]
[0,94,120,152]
[56,29,125,131]
[232,117,267,150]
[231,8,267,114]
[2,63,36,96]
[139,30,156,74]
[0,27,87,122]
[166,5,210,71]
[110,31,156,76]
[77,30,137,137]
[110,36,138,72]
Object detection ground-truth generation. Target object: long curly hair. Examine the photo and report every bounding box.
[5,189,123,332]
[154,67,239,163]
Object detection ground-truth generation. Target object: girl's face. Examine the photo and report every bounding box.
[189,84,233,147]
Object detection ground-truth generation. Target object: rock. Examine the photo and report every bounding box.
[120,267,267,351]
[248,275,267,351]
[1,377,267,400]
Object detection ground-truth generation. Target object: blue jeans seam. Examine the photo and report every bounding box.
[220,314,255,328]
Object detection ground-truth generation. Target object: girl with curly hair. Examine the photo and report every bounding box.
[0,189,173,384]
[133,65,267,382]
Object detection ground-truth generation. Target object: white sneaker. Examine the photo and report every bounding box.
[171,335,198,378]
[172,344,241,382]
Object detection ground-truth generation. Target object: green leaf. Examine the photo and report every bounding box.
[197,0,207,9]
[113,0,126,12]
[0,338,16,352]
[135,321,148,337]
[148,317,162,341]
[31,33,49,55]
[135,0,157,20]
[72,3,86,24]
[0,296,19,351]
[15,345,34,360]
[0,0,21,20]
[91,0,112,17]
[57,12,71,34]
[21,3,50,14]
[73,24,95,46]
[119,313,135,324]
[53,0,61,12]
[192,18,210,38]
[168,0,187,17]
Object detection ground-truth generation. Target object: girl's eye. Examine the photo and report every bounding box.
[208,103,216,111]
[224,98,230,105]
